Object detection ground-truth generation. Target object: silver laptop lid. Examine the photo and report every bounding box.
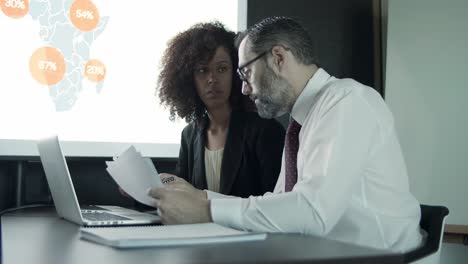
[37,135,84,225]
[37,135,161,227]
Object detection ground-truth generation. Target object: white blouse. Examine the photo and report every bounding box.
[204,147,224,193]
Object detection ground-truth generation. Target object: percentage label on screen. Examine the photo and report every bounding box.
[84,59,106,83]
[75,9,93,20]
[1,0,29,18]
[86,65,104,75]
[69,0,100,32]
[29,46,66,86]
[38,60,57,71]
[4,0,25,9]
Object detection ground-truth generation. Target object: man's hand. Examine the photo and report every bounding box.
[147,187,212,225]
[159,173,207,200]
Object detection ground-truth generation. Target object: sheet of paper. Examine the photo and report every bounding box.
[106,146,163,206]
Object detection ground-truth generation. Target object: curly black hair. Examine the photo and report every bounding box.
[157,21,251,123]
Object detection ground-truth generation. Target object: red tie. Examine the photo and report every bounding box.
[285,119,301,192]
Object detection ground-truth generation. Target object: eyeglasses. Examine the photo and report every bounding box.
[236,51,268,85]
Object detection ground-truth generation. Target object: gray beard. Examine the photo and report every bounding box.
[255,98,282,119]
[255,66,292,119]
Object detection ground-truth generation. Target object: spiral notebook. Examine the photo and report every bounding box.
[80,223,267,248]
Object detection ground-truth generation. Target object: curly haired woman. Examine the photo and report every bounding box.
[157,22,285,197]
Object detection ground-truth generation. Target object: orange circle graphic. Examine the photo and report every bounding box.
[69,0,100,32]
[0,0,30,18]
[84,59,106,82]
[29,46,66,86]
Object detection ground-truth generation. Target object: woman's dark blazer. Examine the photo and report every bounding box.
[175,110,285,198]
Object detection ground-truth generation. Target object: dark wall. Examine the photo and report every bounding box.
[0,161,14,211]
[247,0,380,94]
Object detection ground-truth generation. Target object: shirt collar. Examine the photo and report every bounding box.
[290,68,331,125]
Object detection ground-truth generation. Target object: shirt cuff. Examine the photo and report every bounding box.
[210,198,244,230]
[205,190,235,200]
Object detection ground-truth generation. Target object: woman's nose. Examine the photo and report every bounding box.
[207,71,217,84]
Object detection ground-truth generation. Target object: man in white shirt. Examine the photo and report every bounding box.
[148,16,424,252]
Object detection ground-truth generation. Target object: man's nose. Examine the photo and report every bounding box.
[241,82,252,95]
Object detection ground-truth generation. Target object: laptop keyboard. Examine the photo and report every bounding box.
[82,211,130,221]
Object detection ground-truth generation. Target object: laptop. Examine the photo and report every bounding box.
[37,135,161,226]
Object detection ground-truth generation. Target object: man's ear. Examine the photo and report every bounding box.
[270,45,287,74]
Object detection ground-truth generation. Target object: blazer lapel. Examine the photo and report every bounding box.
[192,122,208,190]
[219,111,244,194]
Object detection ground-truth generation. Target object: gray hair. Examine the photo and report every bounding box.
[236,17,318,65]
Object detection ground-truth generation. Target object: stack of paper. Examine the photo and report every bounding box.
[106,145,163,206]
